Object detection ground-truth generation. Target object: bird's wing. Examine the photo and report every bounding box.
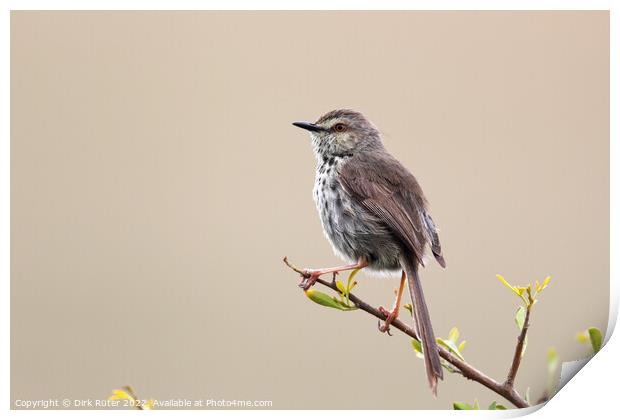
[423,213,446,268]
[339,151,445,267]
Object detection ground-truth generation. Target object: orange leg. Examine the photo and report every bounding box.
[299,259,368,290]
[378,270,407,334]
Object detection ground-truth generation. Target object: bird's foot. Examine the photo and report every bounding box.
[377,306,398,336]
[298,269,322,290]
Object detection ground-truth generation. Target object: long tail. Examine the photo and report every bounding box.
[401,255,443,395]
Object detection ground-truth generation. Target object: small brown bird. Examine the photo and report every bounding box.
[293,109,445,394]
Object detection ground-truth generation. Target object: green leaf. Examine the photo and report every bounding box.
[453,400,484,410]
[437,337,465,361]
[411,340,424,360]
[346,268,361,287]
[547,347,559,378]
[588,327,602,353]
[496,274,518,295]
[576,331,589,343]
[109,389,133,401]
[497,274,529,305]
[453,402,474,410]
[458,340,467,353]
[335,280,345,294]
[488,401,507,410]
[577,327,603,354]
[546,347,559,396]
[448,327,459,343]
[525,387,531,404]
[403,303,413,317]
[304,290,356,311]
[411,338,423,354]
[515,306,526,330]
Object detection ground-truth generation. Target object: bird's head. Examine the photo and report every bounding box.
[293,109,382,159]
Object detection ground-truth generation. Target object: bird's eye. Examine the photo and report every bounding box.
[334,123,346,132]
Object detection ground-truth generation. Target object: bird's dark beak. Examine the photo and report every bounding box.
[293,121,323,133]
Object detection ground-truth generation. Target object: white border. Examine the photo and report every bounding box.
[2,1,617,419]
[0,0,617,11]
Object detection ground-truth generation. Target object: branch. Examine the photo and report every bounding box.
[283,257,529,409]
[504,305,532,388]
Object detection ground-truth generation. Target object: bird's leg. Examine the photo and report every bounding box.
[378,270,407,334]
[299,259,368,290]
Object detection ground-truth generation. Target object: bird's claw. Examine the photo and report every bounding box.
[298,269,319,290]
[377,306,395,336]
[377,319,393,335]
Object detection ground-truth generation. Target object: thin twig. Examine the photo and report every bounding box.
[283,257,529,409]
[504,305,532,388]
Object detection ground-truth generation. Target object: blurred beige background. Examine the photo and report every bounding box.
[11,11,609,409]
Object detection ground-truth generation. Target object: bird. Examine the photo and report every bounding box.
[292,109,446,395]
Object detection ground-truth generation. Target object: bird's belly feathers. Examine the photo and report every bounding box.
[313,172,402,272]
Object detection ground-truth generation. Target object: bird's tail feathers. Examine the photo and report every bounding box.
[402,255,443,396]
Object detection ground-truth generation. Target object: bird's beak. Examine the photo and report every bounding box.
[292,121,323,133]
